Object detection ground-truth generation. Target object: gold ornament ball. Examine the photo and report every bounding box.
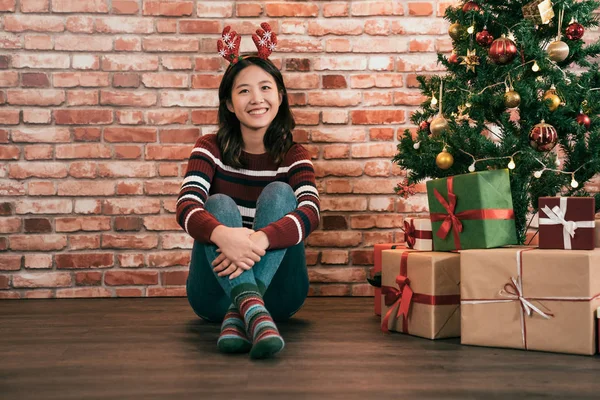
[436,150,454,170]
[504,90,521,109]
[430,115,449,136]
[448,23,465,41]
[547,40,569,62]
[543,91,561,111]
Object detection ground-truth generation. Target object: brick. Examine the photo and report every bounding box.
[12,127,70,143]
[10,235,67,251]
[179,20,221,34]
[306,231,362,247]
[72,55,100,70]
[15,199,72,214]
[0,0,15,11]
[0,109,20,124]
[147,109,188,125]
[0,255,21,270]
[66,16,94,33]
[0,217,21,233]
[291,110,320,126]
[353,179,398,194]
[118,253,145,267]
[364,160,391,177]
[351,143,396,158]
[323,144,349,159]
[115,288,144,297]
[196,2,232,17]
[320,196,368,211]
[311,128,366,143]
[10,163,67,179]
[0,180,26,196]
[57,181,114,197]
[67,90,99,106]
[23,145,54,161]
[56,253,113,269]
[350,110,405,124]
[22,109,51,124]
[161,91,218,107]
[0,56,10,69]
[236,3,262,17]
[13,272,71,288]
[309,267,366,283]
[101,55,159,71]
[352,1,401,16]
[53,0,109,13]
[70,234,101,250]
[69,162,97,178]
[103,198,160,215]
[351,250,374,265]
[156,18,177,33]
[25,34,53,50]
[114,216,143,231]
[112,0,139,14]
[56,287,112,298]
[115,36,141,51]
[143,37,198,52]
[308,20,363,36]
[100,90,156,107]
[0,71,18,87]
[160,128,200,143]
[54,109,113,125]
[116,110,144,125]
[266,2,318,16]
[3,15,64,32]
[28,181,56,195]
[0,145,19,160]
[162,56,193,71]
[161,233,193,249]
[102,234,158,250]
[116,181,143,195]
[143,1,194,16]
[147,287,186,297]
[7,89,64,106]
[104,127,156,143]
[144,180,180,195]
[313,161,363,177]
[365,19,390,35]
[56,36,112,52]
[23,254,52,269]
[54,72,110,88]
[190,74,221,89]
[113,73,140,88]
[24,218,51,233]
[142,73,188,88]
[158,163,179,177]
[0,203,13,215]
[95,17,154,34]
[322,110,348,125]
[75,272,103,286]
[74,127,101,142]
[321,250,349,265]
[322,215,347,230]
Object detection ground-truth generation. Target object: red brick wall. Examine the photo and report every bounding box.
[2,1,596,299]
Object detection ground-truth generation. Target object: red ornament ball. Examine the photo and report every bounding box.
[419,120,431,133]
[448,52,460,64]
[529,121,558,152]
[462,1,481,12]
[476,29,494,47]
[576,113,591,129]
[488,36,517,65]
[565,22,584,41]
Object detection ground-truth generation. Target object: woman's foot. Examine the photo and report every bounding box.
[217,304,252,353]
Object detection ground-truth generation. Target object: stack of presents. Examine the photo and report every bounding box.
[371,169,600,355]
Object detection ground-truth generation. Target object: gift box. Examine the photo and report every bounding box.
[538,197,595,250]
[426,169,517,251]
[380,249,460,339]
[595,218,600,248]
[404,218,433,251]
[372,243,403,315]
[522,0,554,25]
[461,247,600,355]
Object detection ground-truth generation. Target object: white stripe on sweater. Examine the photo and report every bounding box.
[184,207,203,233]
[285,214,303,245]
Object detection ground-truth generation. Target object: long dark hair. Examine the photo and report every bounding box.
[216,56,295,168]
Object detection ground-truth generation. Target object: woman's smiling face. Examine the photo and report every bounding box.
[227,64,282,135]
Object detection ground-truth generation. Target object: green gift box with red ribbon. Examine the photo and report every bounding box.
[426,169,518,251]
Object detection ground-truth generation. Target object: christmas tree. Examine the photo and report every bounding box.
[394,0,600,244]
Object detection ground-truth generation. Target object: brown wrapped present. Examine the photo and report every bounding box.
[372,243,403,316]
[522,0,555,25]
[381,249,460,339]
[539,197,595,250]
[596,218,600,248]
[461,247,600,355]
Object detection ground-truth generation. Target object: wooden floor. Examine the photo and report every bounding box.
[1,297,599,400]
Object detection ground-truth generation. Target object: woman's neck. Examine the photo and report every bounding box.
[241,128,266,154]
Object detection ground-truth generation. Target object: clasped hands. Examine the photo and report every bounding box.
[209,226,269,280]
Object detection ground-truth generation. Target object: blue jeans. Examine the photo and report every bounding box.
[186,182,309,322]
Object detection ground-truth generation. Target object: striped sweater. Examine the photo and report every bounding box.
[176,134,320,250]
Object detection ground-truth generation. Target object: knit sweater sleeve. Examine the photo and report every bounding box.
[175,134,222,244]
[258,144,320,250]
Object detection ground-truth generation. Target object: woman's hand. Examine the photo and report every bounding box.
[210,226,266,278]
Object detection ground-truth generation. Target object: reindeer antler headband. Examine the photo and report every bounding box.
[217,22,277,64]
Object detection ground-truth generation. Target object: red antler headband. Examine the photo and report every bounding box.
[217,22,277,64]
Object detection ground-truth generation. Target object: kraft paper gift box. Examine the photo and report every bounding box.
[372,243,403,316]
[461,247,600,355]
[404,218,433,251]
[380,248,461,339]
[538,197,596,250]
[426,169,518,251]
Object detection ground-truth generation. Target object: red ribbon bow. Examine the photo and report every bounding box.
[381,253,414,333]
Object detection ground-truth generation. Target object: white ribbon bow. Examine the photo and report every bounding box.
[499,277,553,320]
[538,197,595,249]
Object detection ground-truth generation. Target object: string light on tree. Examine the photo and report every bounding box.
[430,80,448,136]
[460,150,523,172]
[532,61,540,72]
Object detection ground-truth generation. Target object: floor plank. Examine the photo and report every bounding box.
[1,297,599,400]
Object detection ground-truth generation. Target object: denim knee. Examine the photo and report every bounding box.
[255,182,296,226]
[204,194,242,227]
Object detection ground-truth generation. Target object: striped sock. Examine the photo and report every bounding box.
[232,283,284,359]
[217,304,252,354]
